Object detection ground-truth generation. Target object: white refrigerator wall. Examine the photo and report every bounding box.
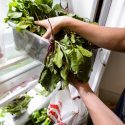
[0,0,10,27]
[100,0,125,103]
[54,0,99,20]
[68,0,98,20]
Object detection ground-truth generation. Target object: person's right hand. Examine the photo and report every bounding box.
[34,16,70,40]
[68,73,92,95]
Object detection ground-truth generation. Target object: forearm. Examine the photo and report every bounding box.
[76,83,124,125]
[64,17,125,52]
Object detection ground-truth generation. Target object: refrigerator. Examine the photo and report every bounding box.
[0,0,125,124]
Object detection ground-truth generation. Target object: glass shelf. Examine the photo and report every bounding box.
[0,28,45,106]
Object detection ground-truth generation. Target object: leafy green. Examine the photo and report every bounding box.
[8,12,23,19]
[39,33,93,92]
[77,45,93,57]
[0,121,4,125]
[53,4,68,15]
[69,48,83,73]
[0,109,5,118]
[61,64,68,81]
[53,44,63,68]
[35,0,53,7]
[3,95,32,116]
[26,108,53,125]
[39,67,60,92]
[5,0,55,33]
[34,86,50,96]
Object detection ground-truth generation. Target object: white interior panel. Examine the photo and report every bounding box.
[0,0,11,27]
[106,0,125,27]
[68,0,99,20]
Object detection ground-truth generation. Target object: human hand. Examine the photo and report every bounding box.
[68,73,92,94]
[34,16,70,40]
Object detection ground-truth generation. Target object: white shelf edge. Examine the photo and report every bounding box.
[0,79,38,107]
[0,60,41,83]
[0,55,27,70]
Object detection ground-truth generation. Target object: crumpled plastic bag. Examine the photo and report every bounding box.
[48,85,88,125]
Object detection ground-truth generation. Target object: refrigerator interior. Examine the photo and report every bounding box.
[0,0,114,124]
[0,0,102,105]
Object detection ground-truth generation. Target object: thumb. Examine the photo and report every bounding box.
[42,29,51,39]
[34,20,45,27]
[35,20,52,40]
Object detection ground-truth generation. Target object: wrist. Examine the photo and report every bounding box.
[62,16,73,28]
[76,82,93,96]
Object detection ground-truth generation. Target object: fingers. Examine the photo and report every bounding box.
[35,20,53,40]
[34,20,45,27]
[42,29,51,39]
[35,20,51,39]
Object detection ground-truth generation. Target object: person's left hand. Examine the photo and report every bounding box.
[34,16,70,40]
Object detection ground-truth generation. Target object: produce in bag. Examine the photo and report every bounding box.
[25,108,53,125]
[2,95,32,117]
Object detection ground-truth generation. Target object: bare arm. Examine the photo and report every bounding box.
[35,16,125,52]
[66,18,125,52]
[35,16,125,125]
[73,82,124,125]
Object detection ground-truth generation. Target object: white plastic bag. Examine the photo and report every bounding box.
[8,22,50,63]
[48,85,88,125]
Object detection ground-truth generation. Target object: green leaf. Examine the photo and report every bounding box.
[0,109,5,118]
[39,67,51,91]
[44,118,53,125]
[61,64,68,81]
[53,4,67,15]
[39,67,60,92]
[28,108,53,125]
[53,44,63,68]
[16,24,29,32]
[9,1,18,8]
[77,45,93,57]
[61,34,70,46]
[35,0,53,7]
[40,4,52,13]
[46,53,55,73]
[32,111,40,119]
[49,73,60,92]
[68,48,83,73]
[77,57,92,82]
[36,115,46,123]
[71,33,75,43]
[8,12,22,19]
[3,95,31,116]
[15,17,34,32]
[4,17,9,23]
